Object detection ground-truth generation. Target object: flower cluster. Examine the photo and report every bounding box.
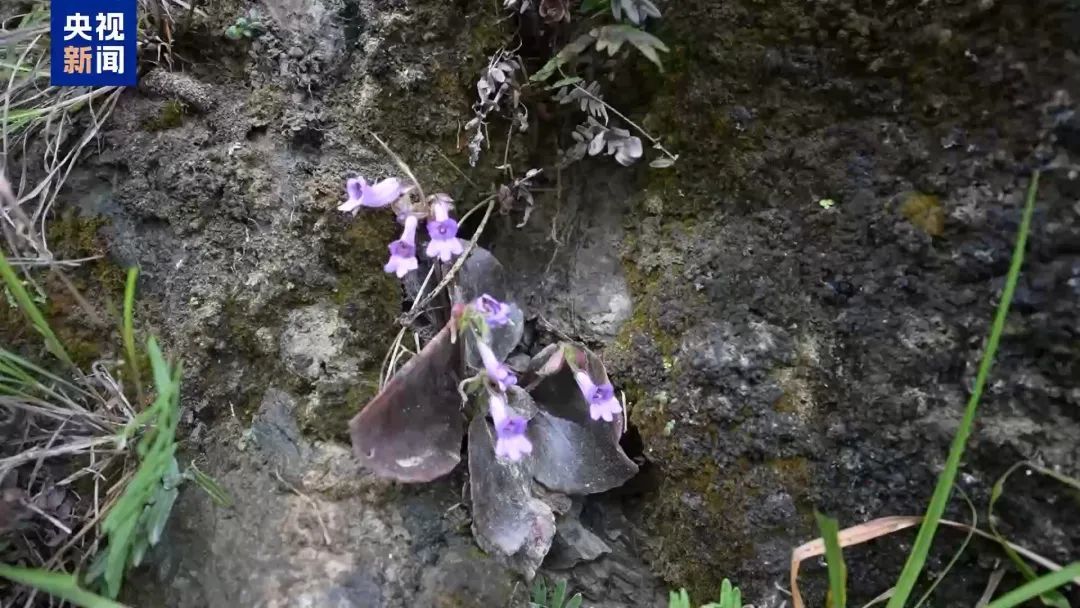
[338,176,464,277]
[469,295,532,461]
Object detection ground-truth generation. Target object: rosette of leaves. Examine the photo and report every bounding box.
[224,9,264,40]
[531,25,669,82]
[554,81,608,122]
[563,117,643,166]
[611,0,661,24]
[467,53,527,167]
[348,246,638,577]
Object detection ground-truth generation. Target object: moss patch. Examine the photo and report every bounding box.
[142,100,187,132]
[247,85,286,127]
[0,211,125,371]
[900,193,944,237]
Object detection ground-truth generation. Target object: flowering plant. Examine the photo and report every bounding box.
[339,174,638,577]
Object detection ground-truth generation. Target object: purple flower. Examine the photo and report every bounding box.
[476,340,516,392]
[488,392,532,461]
[574,371,621,422]
[384,215,419,278]
[338,176,405,214]
[495,416,532,460]
[425,196,463,262]
[474,294,510,327]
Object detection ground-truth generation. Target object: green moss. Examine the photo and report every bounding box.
[279,215,402,441]
[643,458,758,595]
[299,375,381,442]
[900,192,944,237]
[43,212,127,368]
[142,100,186,132]
[615,259,680,356]
[326,218,399,323]
[247,86,286,126]
[0,210,126,375]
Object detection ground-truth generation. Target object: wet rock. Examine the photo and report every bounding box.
[279,301,355,380]
[495,165,634,342]
[127,414,517,608]
[682,319,794,386]
[414,544,518,606]
[545,501,611,570]
[250,388,311,478]
[1054,114,1080,155]
[54,0,1080,603]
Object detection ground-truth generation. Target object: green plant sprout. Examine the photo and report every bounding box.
[531,577,584,608]
[225,10,265,40]
[669,579,743,608]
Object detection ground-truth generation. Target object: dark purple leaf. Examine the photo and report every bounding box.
[467,413,555,579]
[526,343,638,494]
[463,303,525,368]
[505,385,539,420]
[527,409,638,495]
[454,245,511,305]
[527,345,617,433]
[349,323,464,483]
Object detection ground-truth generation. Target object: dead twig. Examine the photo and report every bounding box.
[273,470,332,547]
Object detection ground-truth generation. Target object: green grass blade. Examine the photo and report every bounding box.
[0,564,127,608]
[552,579,567,608]
[0,249,72,367]
[122,267,143,401]
[146,337,172,402]
[912,491,978,608]
[885,171,1040,608]
[816,511,848,608]
[532,578,548,605]
[93,335,183,598]
[186,463,234,507]
[0,347,85,396]
[986,563,1080,608]
[989,462,1076,607]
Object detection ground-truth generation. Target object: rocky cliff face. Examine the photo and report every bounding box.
[49,0,1080,605]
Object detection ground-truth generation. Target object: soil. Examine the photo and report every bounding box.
[26,0,1080,605]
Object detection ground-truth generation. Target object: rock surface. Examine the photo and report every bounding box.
[127,389,520,607]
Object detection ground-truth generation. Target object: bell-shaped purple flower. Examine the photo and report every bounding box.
[339,176,405,214]
[425,195,464,262]
[384,215,419,278]
[574,371,621,422]
[474,294,510,327]
[488,391,532,461]
[476,340,516,392]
